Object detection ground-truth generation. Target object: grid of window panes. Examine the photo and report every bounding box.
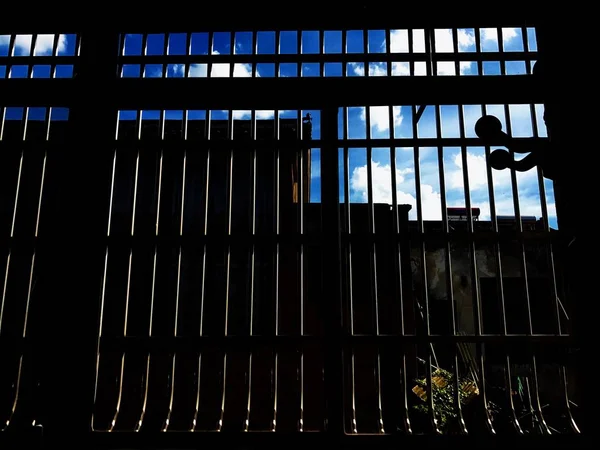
[117,27,537,79]
[0,34,78,79]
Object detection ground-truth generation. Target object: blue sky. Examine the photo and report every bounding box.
[2,28,555,227]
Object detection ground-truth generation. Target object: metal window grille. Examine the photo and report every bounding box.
[0,20,582,447]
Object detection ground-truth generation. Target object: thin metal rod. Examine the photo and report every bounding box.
[192,110,212,431]
[163,110,188,431]
[135,111,165,432]
[109,110,142,431]
[244,109,257,432]
[342,108,357,434]
[411,105,439,434]
[272,108,281,432]
[218,109,235,432]
[91,109,120,431]
[299,109,305,432]
[435,105,467,435]
[387,104,412,434]
[365,113,384,434]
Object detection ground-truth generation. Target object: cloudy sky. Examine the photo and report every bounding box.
[1,27,554,227]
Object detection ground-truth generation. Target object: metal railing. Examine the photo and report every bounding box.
[0,21,584,448]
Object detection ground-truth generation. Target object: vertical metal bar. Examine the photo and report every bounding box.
[365,108,384,434]
[480,103,522,434]
[452,28,460,76]
[229,32,235,78]
[162,34,169,78]
[207,32,214,78]
[385,29,392,76]
[184,33,192,77]
[192,110,212,431]
[272,108,280,432]
[408,29,414,76]
[428,28,437,76]
[388,105,412,434]
[522,26,532,75]
[298,109,305,432]
[244,109,257,432]
[474,29,483,76]
[319,30,324,77]
[252,31,258,78]
[275,30,281,78]
[140,34,148,79]
[342,108,357,434]
[342,30,347,78]
[363,29,369,77]
[297,31,302,78]
[163,109,189,431]
[27,34,38,78]
[51,34,60,78]
[91,110,120,431]
[320,106,343,436]
[411,104,439,434]
[218,109,235,432]
[109,108,141,431]
[135,110,165,432]
[435,104,467,434]
[498,28,506,75]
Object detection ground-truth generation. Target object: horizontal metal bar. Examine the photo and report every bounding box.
[0,431,586,449]
[0,56,78,65]
[0,76,544,108]
[0,12,545,34]
[0,227,559,253]
[0,335,577,364]
[112,52,536,65]
[92,334,574,353]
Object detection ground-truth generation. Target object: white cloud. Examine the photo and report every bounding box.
[359,106,403,133]
[232,110,278,120]
[349,62,364,76]
[390,30,409,53]
[434,29,476,53]
[188,62,255,78]
[481,27,517,44]
[350,161,442,220]
[172,63,184,77]
[392,62,410,76]
[0,34,67,55]
[349,149,550,222]
[475,195,554,221]
[368,62,387,77]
